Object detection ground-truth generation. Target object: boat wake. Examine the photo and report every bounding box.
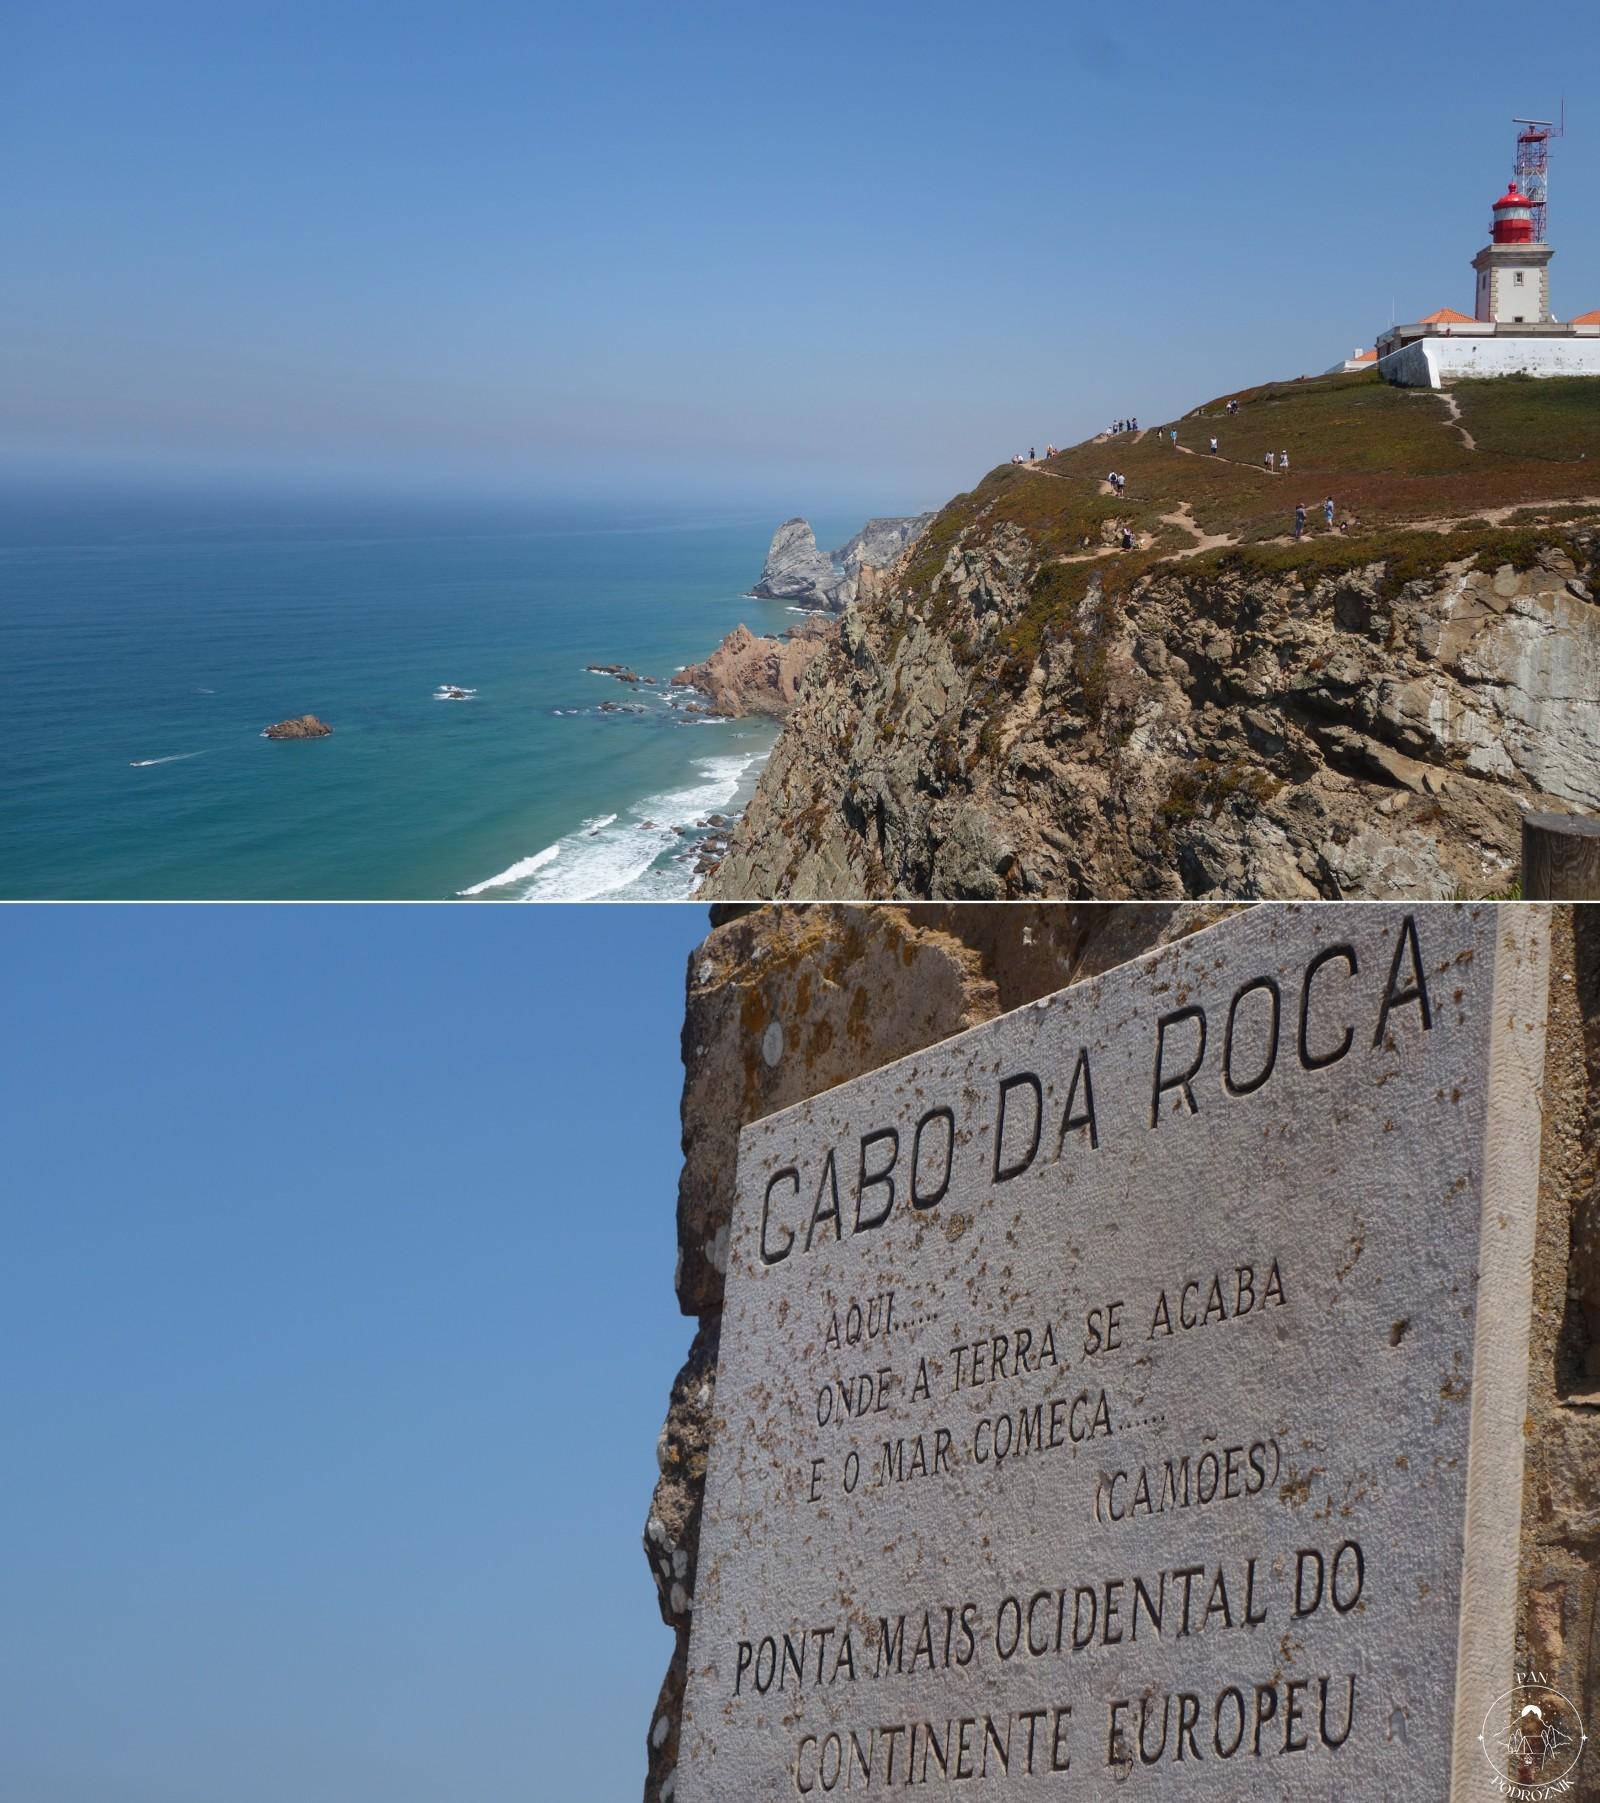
[130,751,208,768]
[456,753,761,901]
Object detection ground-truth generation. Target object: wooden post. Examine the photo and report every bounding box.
[1521,812,1600,900]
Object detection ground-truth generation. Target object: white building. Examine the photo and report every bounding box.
[1373,181,1600,388]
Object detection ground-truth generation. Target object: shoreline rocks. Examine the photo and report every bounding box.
[671,618,837,719]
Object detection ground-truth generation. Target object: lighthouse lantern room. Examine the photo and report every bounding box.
[1473,183,1553,323]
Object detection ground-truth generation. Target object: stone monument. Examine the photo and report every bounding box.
[673,905,1565,1799]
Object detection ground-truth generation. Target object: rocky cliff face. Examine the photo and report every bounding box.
[709,516,1600,902]
[829,513,937,609]
[670,618,837,718]
[751,513,935,611]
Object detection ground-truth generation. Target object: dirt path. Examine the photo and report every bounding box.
[1171,439,1285,477]
[1400,496,1600,534]
[1159,502,1238,557]
[1438,390,1478,452]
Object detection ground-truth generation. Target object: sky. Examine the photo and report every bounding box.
[4,0,1598,518]
[0,903,711,1803]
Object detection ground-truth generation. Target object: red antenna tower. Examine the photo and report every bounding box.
[1512,102,1564,242]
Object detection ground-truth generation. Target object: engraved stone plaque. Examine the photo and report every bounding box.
[677,905,1551,1800]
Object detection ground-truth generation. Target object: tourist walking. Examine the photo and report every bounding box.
[1294,502,1307,539]
[1121,526,1134,550]
[1264,450,1275,472]
[1170,429,1178,446]
[1324,495,1335,528]
[1280,450,1290,473]
[1209,436,1219,454]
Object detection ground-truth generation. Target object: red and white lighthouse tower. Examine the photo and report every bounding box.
[1473,182,1553,323]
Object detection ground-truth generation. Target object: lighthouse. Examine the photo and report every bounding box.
[1472,184,1553,324]
[1369,116,1600,387]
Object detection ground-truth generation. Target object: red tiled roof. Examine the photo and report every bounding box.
[1420,307,1475,324]
[1571,309,1600,326]
[1351,349,1377,363]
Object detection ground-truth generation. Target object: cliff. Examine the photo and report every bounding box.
[707,372,1600,900]
[750,512,936,611]
[670,618,836,718]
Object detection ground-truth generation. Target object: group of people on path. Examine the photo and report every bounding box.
[1196,435,1295,471]
[1294,495,1340,538]
[1014,410,1346,545]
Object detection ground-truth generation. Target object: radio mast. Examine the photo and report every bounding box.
[1512,103,1564,243]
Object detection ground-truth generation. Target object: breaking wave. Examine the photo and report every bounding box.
[456,753,760,901]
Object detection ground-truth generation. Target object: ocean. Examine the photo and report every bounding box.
[0,497,859,901]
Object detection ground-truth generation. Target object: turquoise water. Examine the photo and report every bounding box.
[0,499,855,900]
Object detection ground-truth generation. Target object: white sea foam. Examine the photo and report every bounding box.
[457,842,561,895]
[130,751,207,768]
[456,753,761,902]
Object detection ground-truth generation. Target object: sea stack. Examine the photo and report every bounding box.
[263,715,333,739]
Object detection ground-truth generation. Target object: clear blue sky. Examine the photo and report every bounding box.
[0,903,710,1803]
[4,0,1597,517]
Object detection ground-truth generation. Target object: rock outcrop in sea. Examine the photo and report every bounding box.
[750,519,838,606]
[705,371,1600,900]
[263,714,333,739]
[671,618,836,719]
[751,513,936,611]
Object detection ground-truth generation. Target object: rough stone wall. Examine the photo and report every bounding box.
[1521,906,1600,1796]
[641,902,1600,1802]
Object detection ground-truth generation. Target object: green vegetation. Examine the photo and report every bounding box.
[890,372,1600,679]
[1452,376,1600,463]
[1038,370,1600,547]
[1159,759,1282,825]
[1185,521,1589,598]
[875,370,1600,744]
